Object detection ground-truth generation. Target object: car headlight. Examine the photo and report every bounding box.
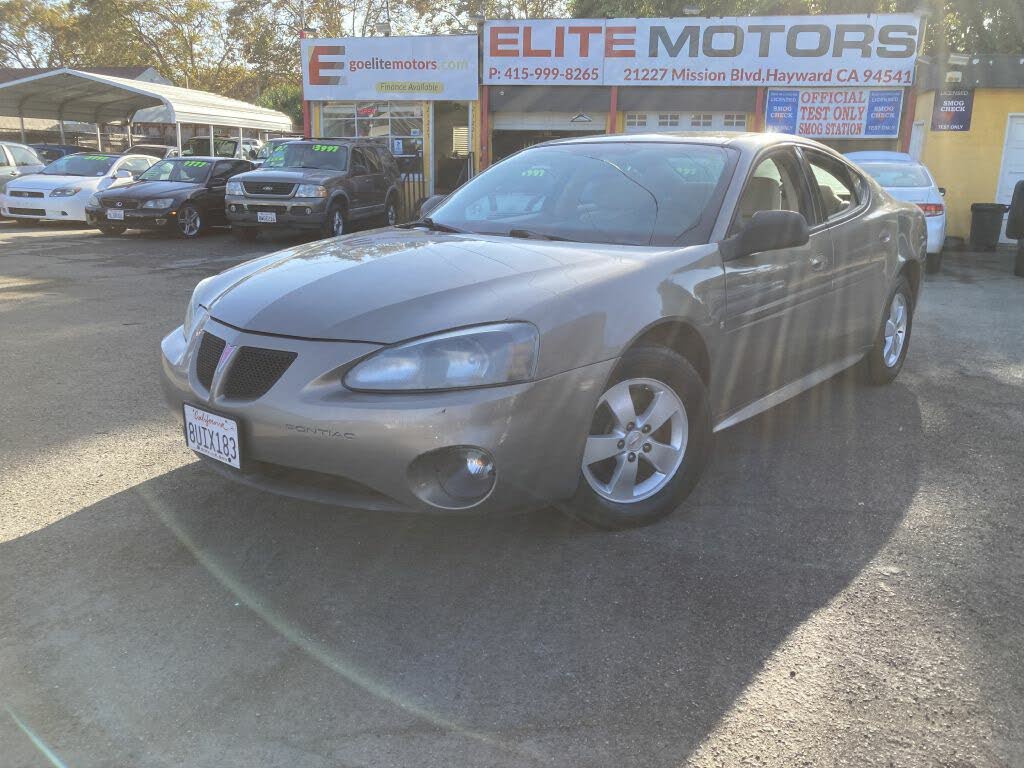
[86,194,100,207]
[295,183,328,198]
[183,292,209,340]
[50,187,82,197]
[226,180,244,195]
[143,198,175,209]
[344,323,539,392]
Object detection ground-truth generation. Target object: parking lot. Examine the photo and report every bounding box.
[1,221,1022,767]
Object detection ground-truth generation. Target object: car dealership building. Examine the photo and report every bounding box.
[302,14,925,202]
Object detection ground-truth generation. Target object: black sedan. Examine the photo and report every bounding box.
[85,157,253,238]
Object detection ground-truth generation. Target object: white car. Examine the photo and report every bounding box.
[1,152,156,224]
[846,151,946,260]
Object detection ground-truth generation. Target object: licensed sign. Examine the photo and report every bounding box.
[931,88,974,131]
[302,35,478,101]
[765,88,903,139]
[483,15,922,87]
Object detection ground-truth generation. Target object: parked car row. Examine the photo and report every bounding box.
[1,138,404,240]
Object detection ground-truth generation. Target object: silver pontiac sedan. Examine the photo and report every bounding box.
[160,133,926,528]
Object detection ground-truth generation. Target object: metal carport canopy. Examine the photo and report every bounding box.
[0,68,292,132]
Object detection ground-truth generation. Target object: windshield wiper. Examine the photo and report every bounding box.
[506,228,575,242]
[401,217,465,234]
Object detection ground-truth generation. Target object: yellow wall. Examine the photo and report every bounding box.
[917,88,1024,239]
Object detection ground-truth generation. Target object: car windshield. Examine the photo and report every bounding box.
[183,138,237,157]
[858,162,932,188]
[264,142,348,170]
[138,159,211,183]
[41,153,117,176]
[428,143,731,246]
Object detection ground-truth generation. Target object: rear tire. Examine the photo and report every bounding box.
[98,222,127,236]
[863,275,914,385]
[564,346,712,530]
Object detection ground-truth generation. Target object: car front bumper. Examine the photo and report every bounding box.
[225,195,328,230]
[160,316,615,515]
[85,205,175,229]
[2,194,88,222]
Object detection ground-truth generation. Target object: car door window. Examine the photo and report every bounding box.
[363,148,382,174]
[804,150,864,223]
[350,148,369,176]
[732,150,812,232]
[9,145,40,167]
[120,156,154,175]
[0,146,12,167]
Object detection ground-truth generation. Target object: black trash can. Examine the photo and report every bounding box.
[970,203,1007,251]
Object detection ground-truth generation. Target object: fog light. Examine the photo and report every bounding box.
[408,446,496,510]
[229,204,237,213]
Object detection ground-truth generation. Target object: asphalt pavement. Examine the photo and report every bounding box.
[1,221,1022,767]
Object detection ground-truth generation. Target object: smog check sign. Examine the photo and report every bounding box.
[766,88,904,139]
[483,15,922,87]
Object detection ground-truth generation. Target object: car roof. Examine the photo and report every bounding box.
[845,151,917,163]
[539,131,832,153]
[162,155,219,161]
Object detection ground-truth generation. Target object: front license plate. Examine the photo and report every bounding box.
[183,404,241,468]
[106,209,124,220]
[256,211,277,223]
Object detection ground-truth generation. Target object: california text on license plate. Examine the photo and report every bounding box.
[183,404,241,468]
[106,209,124,220]
[257,211,276,223]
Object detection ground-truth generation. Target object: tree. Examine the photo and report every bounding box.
[257,82,303,126]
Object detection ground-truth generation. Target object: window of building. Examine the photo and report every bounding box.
[690,114,713,129]
[724,113,747,129]
[658,113,681,128]
[625,113,648,129]
[321,101,424,175]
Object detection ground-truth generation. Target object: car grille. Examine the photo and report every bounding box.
[247,204,287,214]
[243,181,295,196]
[195,332,226,390]
[103,199,140,210]
[223,347,297,400]
[8,207,45,216]
[9,190,44,198]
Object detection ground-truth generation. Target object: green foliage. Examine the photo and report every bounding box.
[256,82,303,126]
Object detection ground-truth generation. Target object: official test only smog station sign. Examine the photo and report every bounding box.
[765,88,904,139]
[302,35,479,101]
[483,15,922,87]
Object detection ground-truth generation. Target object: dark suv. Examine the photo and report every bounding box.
[225,139,402,240]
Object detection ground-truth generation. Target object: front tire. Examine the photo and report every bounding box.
[322,201,347,239]
[381,196,399,227]
[565,346,712,529]
[175,204,203,239]
[863,275,914,385]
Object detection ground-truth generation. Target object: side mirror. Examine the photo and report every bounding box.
[419,194,446,218]
[722,210,810,260]
[1007,179,1024,241]
[114,169,133,179]
[938,187,946,196]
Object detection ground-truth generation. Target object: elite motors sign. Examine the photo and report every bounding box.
[302,35,478,101]
[483,15,922,87]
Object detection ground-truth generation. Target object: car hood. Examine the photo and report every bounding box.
[234,168,336,184]
[8,174,107,192]
[204,229,652,343]
[99,181,198,200]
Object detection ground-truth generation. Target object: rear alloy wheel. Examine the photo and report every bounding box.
[863,276,914,385]
[176,204,203,239]
[322,202,347,238]
[383,197,399,226]
[566,346,711,529]
[98,222,127,236]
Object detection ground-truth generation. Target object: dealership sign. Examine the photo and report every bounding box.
[302,35,478,101]
[483,15,921,87]
[931,88,974,131]
[765,88,903,139]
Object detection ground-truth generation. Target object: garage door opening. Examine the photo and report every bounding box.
[492,128,604,162]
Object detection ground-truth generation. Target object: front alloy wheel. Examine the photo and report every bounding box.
[177,204,202,238]
[566,346,711,529]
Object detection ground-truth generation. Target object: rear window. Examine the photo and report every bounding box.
[857,162,932,188]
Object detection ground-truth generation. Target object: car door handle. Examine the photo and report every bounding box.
[809,255,825,271]
[878,231,892,244]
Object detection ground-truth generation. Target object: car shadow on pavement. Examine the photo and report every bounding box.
[0,375,923,768]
